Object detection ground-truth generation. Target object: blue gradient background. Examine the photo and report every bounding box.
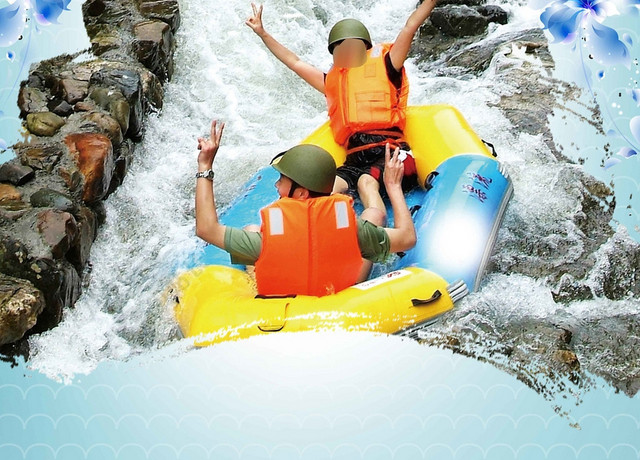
[1,1,639,457]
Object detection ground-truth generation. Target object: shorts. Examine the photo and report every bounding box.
[336,132,418,195]
[336,155,386,194]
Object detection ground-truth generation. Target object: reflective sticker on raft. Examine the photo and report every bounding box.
[335,201,349,229]
[268,208,284,235]
[352,270,411,290]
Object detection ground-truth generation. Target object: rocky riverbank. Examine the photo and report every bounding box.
[0,0,180,354]
[410,1,640,398]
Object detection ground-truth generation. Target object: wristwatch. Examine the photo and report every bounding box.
[195,169,214,180]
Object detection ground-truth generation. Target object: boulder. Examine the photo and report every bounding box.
[430,5,489,37]
[0,236,81,332]
[49,99,74,117]
[476,5,509,25]
[54,78,89,104]
[67,206,97,270]
[90,67,144,139]
[36,209,78,259]
[63,133,115,203]
[133,20,175,82]
[0,184,22,204]
[26,112,66,137]
[18,86,48,117]
[0,274,46,346]
[89,87,130,134]
[139,0,181,32]
[30,188,78,213]
[15,143,64,172]
[0,162,35,186]
[84,111,124,146]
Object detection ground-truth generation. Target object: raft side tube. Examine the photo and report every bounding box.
[399,154,512,292]
[172,266,455,347]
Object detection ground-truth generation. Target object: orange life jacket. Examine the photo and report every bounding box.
[325,43,410,147]
[255,194,363,297]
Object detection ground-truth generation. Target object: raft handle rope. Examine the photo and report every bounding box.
[482,139,498,157]
[411,289,442,306]
[424,171,439,191]
[255,294,297,299]
[409,204,422,217]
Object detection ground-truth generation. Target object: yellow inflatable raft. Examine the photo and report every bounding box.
[172,105,510,347]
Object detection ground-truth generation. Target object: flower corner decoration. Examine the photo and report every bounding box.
[533,0,640,168]
[0,0,71,48]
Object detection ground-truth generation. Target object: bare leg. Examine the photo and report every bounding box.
[357,174,386,223]
[332,176,349,195]
[356,207,386,282]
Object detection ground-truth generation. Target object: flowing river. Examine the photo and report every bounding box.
[23,0,640,401]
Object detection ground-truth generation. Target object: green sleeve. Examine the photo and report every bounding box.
[223,227,263,265]
[357,218,391,263]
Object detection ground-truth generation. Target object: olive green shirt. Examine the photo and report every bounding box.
[223,218,391,266]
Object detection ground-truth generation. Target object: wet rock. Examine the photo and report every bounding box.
[133,20,175,82]
[67,206,97,270]
[82,0,134,29]
[90,67,144,139]
[30,188,77,213]
[0,184,22,204]
[0,162,35,186]
[18,86,48,117]
[54,78,89,105]
[83,111,124,146]
[26,112,66,137]
[90,87,130,134]
[63,133,115,203]
[109,138,134,192]
[74,101,97,112]
[0,235,81,332]
[430,5,489,38]
[16,143,64,172]
[552,273,594,303]
[552,349,580,369]
[139,68,164,110]
[139,0,181,32]
[0,274,45,346]
[476,5,508,25]
[36,209,78,259]
[87,25,123,56]
[445,28,550,74]
[588,229,640,300]
[437,0,485,6]
[490,166,615,284]
[49,99,74,117]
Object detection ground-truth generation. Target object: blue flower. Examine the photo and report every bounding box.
[539,0,631,67]
[31,0,71,25]
[0,1,27,47]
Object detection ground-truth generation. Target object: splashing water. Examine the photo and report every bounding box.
[25,0,640,397]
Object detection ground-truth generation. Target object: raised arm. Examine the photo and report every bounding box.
[246,3,326,94]
[389,0,438,71]
[382,144,417,253]
[195,120,227,248]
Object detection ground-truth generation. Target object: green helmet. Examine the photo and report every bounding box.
[328,18,372,54]
[271,144,336,194]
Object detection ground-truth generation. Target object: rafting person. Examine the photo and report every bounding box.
[246,1,438,223]
[195,120,416,297]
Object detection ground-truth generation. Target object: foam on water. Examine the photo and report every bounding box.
[25,0,638,391]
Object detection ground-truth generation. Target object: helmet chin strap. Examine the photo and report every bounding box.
[288,180,300,198]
